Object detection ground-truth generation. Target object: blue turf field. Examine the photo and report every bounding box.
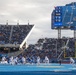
[0,63,76,75]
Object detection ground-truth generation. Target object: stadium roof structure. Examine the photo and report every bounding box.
[0,23,34,49]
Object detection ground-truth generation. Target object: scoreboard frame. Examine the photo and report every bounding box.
[51,2,76,30]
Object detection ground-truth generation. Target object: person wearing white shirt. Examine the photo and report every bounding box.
[1,56,8,64]
[70,57,75,64]
[45,56,49,64]
[37,56,40,65]
[22,56,26,64]
[13,57,18,64]
[9,56,14,65]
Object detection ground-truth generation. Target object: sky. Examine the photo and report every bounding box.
[0,0,76,45]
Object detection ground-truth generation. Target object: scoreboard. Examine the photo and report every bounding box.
[52,6,62,27]
[51,2,76,30]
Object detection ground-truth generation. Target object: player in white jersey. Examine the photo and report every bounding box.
[13,57,18,64]
[37,56,40,65]
[2,56,6,61]
[9,56,14,65]
[1,56,8,64]
[21,56,26,64]
[44,56,49,64]
[70,57,75,64]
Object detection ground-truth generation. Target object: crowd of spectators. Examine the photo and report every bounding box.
[21,37,75,63]
[0,25,75,63]
[0,25,33,44]
[0,37,75,63]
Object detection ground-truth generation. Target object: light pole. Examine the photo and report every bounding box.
[56,39,57,58]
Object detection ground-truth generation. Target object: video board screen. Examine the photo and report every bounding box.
[51,2,76,30]
[54,6,62,26]
[62,6,76,29]
[51,6,63,29]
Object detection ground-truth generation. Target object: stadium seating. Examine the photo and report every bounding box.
[0,24,75,63]
[0,24,34,55]
[22,37,75,63]
[0,25,33,44]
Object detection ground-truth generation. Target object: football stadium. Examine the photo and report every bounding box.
[0,2,76,75]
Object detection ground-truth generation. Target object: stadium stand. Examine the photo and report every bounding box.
[0,24,34,57]
[21,37,75,63]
